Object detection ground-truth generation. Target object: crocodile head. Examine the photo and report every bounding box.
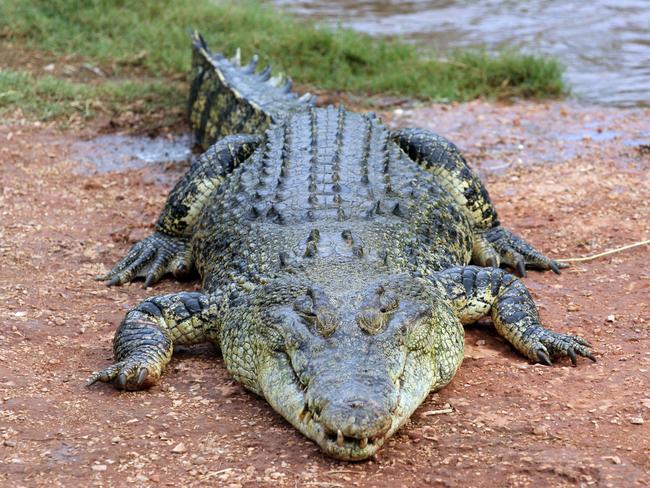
[251,274,460,460]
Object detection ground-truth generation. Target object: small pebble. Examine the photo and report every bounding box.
[602,455,621,465]
[171,442,186,453]
[532,425,547,436]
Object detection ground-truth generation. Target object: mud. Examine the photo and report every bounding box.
[72,134,192,174]
[0,101,648,487]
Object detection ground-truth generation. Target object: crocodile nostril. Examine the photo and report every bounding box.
[320,396,392,441]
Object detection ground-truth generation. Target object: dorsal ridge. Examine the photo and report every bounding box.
[360,116,372,185]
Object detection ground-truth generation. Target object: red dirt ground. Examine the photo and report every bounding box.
[0,100,648,487]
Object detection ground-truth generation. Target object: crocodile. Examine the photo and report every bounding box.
[88,33,595,461]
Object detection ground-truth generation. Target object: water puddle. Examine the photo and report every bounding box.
[622,130,650,147]
[71,133,192,174]
[50,442,79,465]
[559,130,621,142]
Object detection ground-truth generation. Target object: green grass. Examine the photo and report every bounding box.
[0,0,566,124]
[0,68,182,123]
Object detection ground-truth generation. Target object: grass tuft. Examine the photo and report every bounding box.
[0,68,182,124]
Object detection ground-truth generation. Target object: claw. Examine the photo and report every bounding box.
[567,348,577,366]
[137,367,149,385]
[116,372,128,390]
[536,349,552,366]
[570,335,596,362]
[86,374,100,387]
[99,232,190,287]
[574,336,592,348]
[107,275,122,287]
[87,363,120,386]
[172,261,191,279]
[516,259,526,277]
[144,274,155,288]
[485,226,564,276]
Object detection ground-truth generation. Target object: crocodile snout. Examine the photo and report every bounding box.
[320,396,393,441]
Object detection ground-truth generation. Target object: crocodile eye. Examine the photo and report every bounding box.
[314,308,337,337]
[293,294,315,318]
[379,290,399,313]
[356,309,386,335]
[293,290,338,337]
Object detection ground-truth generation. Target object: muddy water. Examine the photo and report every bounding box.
[71,134,192,174]
[273,0,650,108]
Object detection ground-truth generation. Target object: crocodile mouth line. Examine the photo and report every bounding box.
[294,373,404,460]
[297,403,386,460]
[260,352,403,460]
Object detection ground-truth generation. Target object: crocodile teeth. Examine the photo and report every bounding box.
[304,411,312,424]
[336,430,344,447]
[358,437,368,449]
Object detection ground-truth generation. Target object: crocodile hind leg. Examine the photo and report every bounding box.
[391,128,565,275]
[87,291,223,390]
[97,134,261,287]
[435,266,595,365]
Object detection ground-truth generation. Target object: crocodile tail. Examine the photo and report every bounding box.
[189,31,316,150]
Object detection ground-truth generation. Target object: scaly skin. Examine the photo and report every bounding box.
[89,35,594,461]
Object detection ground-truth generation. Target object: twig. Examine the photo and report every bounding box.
[422,407,453,416]
[556,239,650,263]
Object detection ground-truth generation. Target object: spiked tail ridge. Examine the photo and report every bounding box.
[189,31,316,150]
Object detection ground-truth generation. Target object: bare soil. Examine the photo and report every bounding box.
[0,101,648,487]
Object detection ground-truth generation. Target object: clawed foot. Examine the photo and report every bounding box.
[529,329,596,366]
[86,356,161,390]
[484,226,567,276]
[96,231,192,287]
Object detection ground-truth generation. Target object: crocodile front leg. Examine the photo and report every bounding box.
[87,291,223,390]
[391,128,564,275]
[435,266,595,365]
[98,134,261,287]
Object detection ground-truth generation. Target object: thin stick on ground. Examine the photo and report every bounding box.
[557,239,650,263]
